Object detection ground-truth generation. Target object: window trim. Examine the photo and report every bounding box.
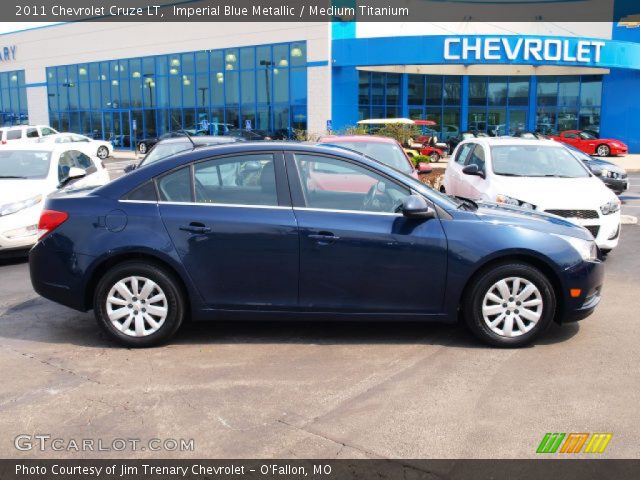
[147,150,290,208]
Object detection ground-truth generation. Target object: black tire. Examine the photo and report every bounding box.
[430,152,440,162]
[463,262,556,347]
[97,146,109,159]
[440,186,446,193]
[94,261,185,347]
[596,144,610,157]
[138,142,147,154]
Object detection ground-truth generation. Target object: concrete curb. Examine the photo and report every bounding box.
[621,215,638,225]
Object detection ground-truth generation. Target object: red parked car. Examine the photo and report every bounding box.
[317,135,432,180]
[550,130,628,157]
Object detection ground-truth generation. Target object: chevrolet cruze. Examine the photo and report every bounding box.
[29,143,604,348]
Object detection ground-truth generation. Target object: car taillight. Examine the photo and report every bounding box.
[38,210,68,240]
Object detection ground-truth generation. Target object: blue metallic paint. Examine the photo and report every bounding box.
[30,142,604,326]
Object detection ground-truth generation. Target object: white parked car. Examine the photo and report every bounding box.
[442,138,621,252]
[0,144,110,254]
[38,133,113,160]
[0,125,58,144]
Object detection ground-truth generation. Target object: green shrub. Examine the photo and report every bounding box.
[412,154,431,166]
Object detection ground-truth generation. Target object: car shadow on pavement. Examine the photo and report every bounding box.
[0,296,579,349]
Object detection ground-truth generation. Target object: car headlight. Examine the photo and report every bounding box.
[600,168,610,177]
[0,195,43,217]
[553,234,598,261]
[496,194,536,210]
[600,198,621,215]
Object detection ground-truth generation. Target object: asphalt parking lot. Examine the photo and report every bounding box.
[0,161,638,459]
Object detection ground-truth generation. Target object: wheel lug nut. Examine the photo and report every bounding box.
[134,310,138,315]
[132,297,138,301]
[515,309,519,314]
[509,297,514,302]
[516,301,521,306]
[142,308,146,313]
[502,303,507,307]
[128,304,132,309]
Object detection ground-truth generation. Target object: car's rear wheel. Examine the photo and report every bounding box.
[430,152,440,162]
[94,261,184,347]
[97,146,109,159]
[440,186,446,193]
[596,144,610,157]
[463,262,555,347]
[138,142,147,154]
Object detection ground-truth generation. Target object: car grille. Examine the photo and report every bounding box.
[545,209,599,220]
[585,225,600,238]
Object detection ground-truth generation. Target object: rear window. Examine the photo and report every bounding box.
[140,141,192,167]
[6,129,22,140]
[0,150,52,179]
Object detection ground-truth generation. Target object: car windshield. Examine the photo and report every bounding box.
[140,141,193,167]
[322,141,413,174]
[491,145,590,178]
[579,131,597,140]
[0,150,52,179]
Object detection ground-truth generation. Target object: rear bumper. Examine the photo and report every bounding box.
[559,259,605,323]
[29,239,94,312]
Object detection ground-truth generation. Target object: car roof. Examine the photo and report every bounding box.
[318,135,398,144]
[0,143,73,152]
[154,135,240,145]
[461,137,560,148]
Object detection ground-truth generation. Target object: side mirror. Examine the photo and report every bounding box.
[402,194,436,219]
[462,164,485,178]
[124,164,136,173]
[67,167,86,180]
[58,167,86,188]
[417,162,433,174]
[590,166,603,177]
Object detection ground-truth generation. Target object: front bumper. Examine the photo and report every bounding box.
[609,145,628,156]
[602,177,629,194]
[560,259,605,323]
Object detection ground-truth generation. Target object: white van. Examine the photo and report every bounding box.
[0,125,59,144]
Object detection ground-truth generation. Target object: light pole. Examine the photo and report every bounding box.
[198,86,208,107]
[143,74,154,108]
[259,60,273,131]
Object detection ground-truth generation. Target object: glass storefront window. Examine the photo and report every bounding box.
[426,76,443,105]
[408,75,424,105]
[0,70,28,126]
[537,78,558,106]
[558,76,580,107]
[46,41,306,146]
[443,77,461,106]
[508,79,529,106]
[488,77,507,106]
[469,77,487,106]
[386,74,401,105]
[580,76,602,107]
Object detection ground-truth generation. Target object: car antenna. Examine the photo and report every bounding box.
[177,128,196,148]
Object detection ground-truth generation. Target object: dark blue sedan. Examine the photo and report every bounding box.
[29,143,604,347]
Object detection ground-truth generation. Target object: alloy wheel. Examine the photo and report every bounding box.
[481,276,543,337]
[106,276,168,337]
[597,145,610,156]
[139,143,147,154]
[97,146,108,159]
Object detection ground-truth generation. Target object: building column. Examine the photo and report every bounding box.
[460,75,469,131]
[528,75,538,131]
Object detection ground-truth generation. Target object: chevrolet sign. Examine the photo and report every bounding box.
[444,37,605,64]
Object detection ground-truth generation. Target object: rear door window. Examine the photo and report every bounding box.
[194,153,277,206]
[157,166,193,203]
[26,128,39,138]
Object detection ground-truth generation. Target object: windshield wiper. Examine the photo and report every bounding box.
[455,196,478,210]
[496,173,522,177]
[0,175,28,179]
[540,174,572,178]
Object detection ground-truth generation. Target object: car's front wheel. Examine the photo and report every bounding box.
[596,144,610,157]
[94,261,185,347]
[97,146,109,159]
[138,142,147,154]
[430,152,441,162]
[463,262,555,347]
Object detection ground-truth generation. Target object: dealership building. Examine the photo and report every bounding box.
[1,4,640,151]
